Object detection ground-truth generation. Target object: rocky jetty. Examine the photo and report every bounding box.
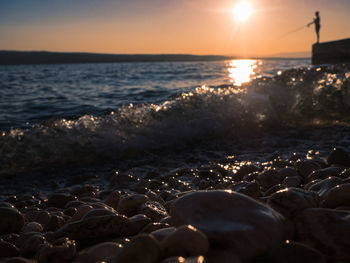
[1,148,350,262]
[312,38,350,64]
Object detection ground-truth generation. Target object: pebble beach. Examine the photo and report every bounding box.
[1,60,350,262]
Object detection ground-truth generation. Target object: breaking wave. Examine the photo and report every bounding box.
[1,64,350,173]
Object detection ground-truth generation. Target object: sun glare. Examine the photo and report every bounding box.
[233,1,253,22]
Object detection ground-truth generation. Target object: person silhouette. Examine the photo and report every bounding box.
[308,11,321,43]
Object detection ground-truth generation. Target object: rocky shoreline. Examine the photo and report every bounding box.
[1,146,350,263]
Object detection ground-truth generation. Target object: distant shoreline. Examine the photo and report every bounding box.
[0,51,309,65]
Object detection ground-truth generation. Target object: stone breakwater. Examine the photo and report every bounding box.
[1,148,350,263]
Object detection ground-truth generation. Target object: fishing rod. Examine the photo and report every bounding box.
[278,22,313,40]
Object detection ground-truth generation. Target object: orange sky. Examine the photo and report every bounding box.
[1,0,350,57]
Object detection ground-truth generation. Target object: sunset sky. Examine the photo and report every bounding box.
[1,0,350,57]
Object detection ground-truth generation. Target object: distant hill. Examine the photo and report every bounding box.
[0,51,234,65]
[268,51,311,58]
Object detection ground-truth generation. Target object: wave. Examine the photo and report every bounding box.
[1,64,350,173]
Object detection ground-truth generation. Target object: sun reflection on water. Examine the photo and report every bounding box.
[228,59,259,86]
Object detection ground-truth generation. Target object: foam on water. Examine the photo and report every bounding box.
[1,64,350,173]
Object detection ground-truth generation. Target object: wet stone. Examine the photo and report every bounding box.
[54,213,129,245]
[161,256,207,263]
[47,193,77,209]
[15,232,47,256]
[137,201,168,222]
[228,181,260,199]
[0,240,20,258]
[109,234,160,263]
[0,208,25,235]
[125,214,152,236]
[36,237,76,263]
[307,167,342,181]
[307,177,343,197]
[150,227,176,242]
[22,222,43,233]
[171,190,286,261]
[321,183,350,208]
[2,257,33,263]
[44,214,65,232]
[256,169,282,190]
[117,194,149,217]
[327,148,350,166]
[295,208,350,261]
[261,241,326,263]
[295,159,322,179]
[74,242,123,263]
[267,187,319,218]
[283,176,302,187]
[160,225,209,258]
[104,190,121,210]
[141,222,170,234]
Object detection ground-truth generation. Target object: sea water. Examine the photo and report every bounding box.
[1,58,350,175]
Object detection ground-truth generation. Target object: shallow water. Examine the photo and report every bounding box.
[1,59,350,175]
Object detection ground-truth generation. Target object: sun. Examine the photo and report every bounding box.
[233,1,253,22]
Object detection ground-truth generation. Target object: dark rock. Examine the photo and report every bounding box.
[261,241,326,263]
[117,194,149,217]
[170,190,286,261]
[125,214,152,236]
[321,183,350,208]
[54,213,129,245]
[295,208,350,261]
[110,234,160,263]
[267,188,319,218]
[0,208,25,234]
[307,167,342,181]
[138,201,168,221]
[327,148,350,166]
[160,225,209,258]
[36,237,76,263]
[47,193,77,209]
[0,240,20,258]
[15,232,47,256]
[74,242,122,263]
[295,160,322,179]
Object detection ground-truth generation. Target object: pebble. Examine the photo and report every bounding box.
[36,237,76,263]
[150,227,176,242]
[161,256,207,263]
[228,181,260,198]
[307,177,343,197]
[295,208,350,261]
[262,241,326,263]
[117,194,149,217]
[15,232,47,256]
[160,225,209,258]
[47,193,77,209]
[137,201,168,221]
[321,183,350,208]
[295,159,322,178]
[0,208,25,235]
[125,214,152,236]
[22,222,43,233]
[171,190,286,261]
[327,148,350,166]
[109,234,160,263]
[104,191,121,210]
[0,240,20,257]
[283,176,302,187]
[307,167,342,181]
[267,187,319,218]
[54,213,129,245]
[256,169,282,190]
[74,242,122,263]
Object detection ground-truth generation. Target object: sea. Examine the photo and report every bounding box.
[1,58,350,191]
